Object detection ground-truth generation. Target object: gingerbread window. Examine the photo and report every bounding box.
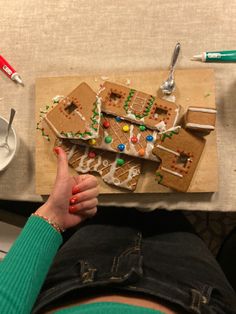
[153,107,168,119]
[65,102,78,114]
[174,152,192,173]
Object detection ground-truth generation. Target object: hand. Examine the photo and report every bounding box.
[35,147,99,230]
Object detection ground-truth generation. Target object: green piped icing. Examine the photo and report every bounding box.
[60,131,92,138]
[123,90,155,119]
[36,122,50,142]
[155,172,163,184]
[90,98,100,132]
[161,130,179,142]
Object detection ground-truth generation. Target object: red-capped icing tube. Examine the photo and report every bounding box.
[0,54,24,85]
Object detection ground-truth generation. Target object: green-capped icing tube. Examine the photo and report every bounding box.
[205,50,236,62]
[192,50,236,62]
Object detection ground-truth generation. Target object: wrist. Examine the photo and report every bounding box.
[35,204,66,233]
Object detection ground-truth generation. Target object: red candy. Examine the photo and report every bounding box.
[103,120,110,128]
[88,151,96,158]
[131,136,138,144]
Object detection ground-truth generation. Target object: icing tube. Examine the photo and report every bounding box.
[0,54,24,85]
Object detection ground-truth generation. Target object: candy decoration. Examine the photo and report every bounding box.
[115,116,122,122]
[116,158,125,166]
[122,125,130,132]
[131,136,138,144]
[139,125,146,131]
[89,139,96,145]
[88,151,96,158]
[103,120,110,128]
[105,136,112,143]
[117,144,125,151]
[146,135,154,142]
[138,148,145,157]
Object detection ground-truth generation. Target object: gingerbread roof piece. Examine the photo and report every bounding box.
[45,82,101,140]
[152,128,205,192]
[184,106,217,134]
[76,113,161,161]
[57,139,142,191]
[99,81,180,131]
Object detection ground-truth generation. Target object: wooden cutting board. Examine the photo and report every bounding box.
[35,68,218,195]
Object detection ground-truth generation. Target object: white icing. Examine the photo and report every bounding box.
[155,121,166,132]
[52,95,65,103]
[173,107,180,127]
[161,166,183,178]
[93,155,102,171]
[74,110,86,121]
[145,131,158,157]
[188,107,217,113]
[156,144,180,156]
[102,156,119,184]
[67,144,77,160]
[102,160,109,167]
[75,146,90,172]
[186,123,215,130]
[162,95,176,103]
[126,112,144,122]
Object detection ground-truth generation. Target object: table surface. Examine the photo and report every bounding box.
[0,0,236,211]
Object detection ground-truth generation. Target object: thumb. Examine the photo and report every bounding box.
[54,147,69,181]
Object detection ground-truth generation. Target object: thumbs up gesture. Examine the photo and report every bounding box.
[35,147,98,231]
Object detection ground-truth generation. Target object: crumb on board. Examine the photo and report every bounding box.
[101,76,109,81]
[204,92,211,97]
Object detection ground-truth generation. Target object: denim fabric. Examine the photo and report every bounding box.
[33,208,236,314]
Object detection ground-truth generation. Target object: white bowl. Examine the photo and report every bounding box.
[0,116,17,171]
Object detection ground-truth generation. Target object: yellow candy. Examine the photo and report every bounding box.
[89,139,96,145]
[122,125,130,132]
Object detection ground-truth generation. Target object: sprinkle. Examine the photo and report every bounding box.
[122,125,130,132]
[88,151,96,158]
[89,139,96,145]
[116,158,125,166]
[105,136,112,144]
[115,116,122,122]
[139,125,146,131]
[146,135,154,142]
[138,148,145,156]
[131,136,138,144]
[117,144,125,151]
[103,120,110,128]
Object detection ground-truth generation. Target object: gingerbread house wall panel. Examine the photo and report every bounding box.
[100,81,180,131]
[45,82,100,139]
[152,128,205,192]
[184,107,216,131]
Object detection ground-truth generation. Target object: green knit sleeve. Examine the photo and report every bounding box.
[0,215,63,314]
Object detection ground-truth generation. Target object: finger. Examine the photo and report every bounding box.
[72,176,98,194]
[54,147,69,181]
[69,198,98,213]
[70,188,99,205]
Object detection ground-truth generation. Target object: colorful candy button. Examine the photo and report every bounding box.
[115,116,122,122]
[88,151,96,158]
[117,144,125,151]
[139,125,146,131]
[146,135,154,142]
[131,136,138,144]
[122,125,130,132]
[116,158,125,166]
[138,148,145,157]
[103,120,110,129]
[89,139,96,145]
[105,136,112,144]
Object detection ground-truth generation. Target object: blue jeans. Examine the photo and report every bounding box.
[33,208,236,314]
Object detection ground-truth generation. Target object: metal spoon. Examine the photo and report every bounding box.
[0,108,16,150]
[160,42,181,95]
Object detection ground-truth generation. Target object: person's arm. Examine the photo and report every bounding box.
[0,215,62,314]
[0,147,99,314]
